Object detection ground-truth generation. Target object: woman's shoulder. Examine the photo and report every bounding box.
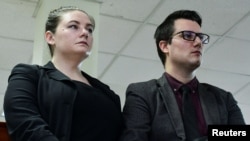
[11,63,41,74]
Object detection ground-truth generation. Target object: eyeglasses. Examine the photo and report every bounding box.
[172,30,210,44]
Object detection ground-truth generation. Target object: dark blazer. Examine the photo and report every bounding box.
[4,62,122,141]
[119,74,245,141]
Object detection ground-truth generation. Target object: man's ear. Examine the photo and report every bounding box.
[45,31,55,45]
[159,40,169,53]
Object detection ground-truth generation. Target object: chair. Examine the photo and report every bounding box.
[0,122,11,141]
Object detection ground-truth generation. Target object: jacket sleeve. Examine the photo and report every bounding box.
[3,64,59,141]
[226,92,246,125]
[119,83,152,141]
[201,83,246,125]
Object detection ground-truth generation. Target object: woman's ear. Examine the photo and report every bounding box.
[159,40,169,53]
[45,31,55,45]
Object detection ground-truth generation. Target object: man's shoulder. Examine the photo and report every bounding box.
[200,83,225,90]
[200,83,230,95]
[128,78,158,87]
[126,78,161,98]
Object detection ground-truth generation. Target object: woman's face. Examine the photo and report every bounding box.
[47,10,94,59]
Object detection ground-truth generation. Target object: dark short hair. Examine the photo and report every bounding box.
[45,6,95,56]
[154,10,202,66]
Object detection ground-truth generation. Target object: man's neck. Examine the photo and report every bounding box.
[165,67,196,84]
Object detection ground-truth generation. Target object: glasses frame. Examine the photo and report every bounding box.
[172,30,210,44]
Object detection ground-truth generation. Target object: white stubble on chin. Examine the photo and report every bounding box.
[86,51,92,56]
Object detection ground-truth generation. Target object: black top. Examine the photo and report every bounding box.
[70,81,123,141]
[4,62,123,141]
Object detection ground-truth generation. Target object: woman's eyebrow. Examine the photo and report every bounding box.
[68,20,93,28]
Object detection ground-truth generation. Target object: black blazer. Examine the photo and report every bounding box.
[4,62,122,141]
[120,74,245,141]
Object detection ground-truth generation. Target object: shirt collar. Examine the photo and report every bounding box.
[165,72,198,93]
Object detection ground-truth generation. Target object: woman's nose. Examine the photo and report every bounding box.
[80,28,89,38]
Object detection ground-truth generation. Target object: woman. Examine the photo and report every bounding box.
[4,6,123,141]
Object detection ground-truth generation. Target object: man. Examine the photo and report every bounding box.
[119,10,245,141]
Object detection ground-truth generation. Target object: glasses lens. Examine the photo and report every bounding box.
[182,31,196,41]
[199,34,209,44]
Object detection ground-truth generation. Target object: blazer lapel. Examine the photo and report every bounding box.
[42,61,71,81]
[157,74,186,138]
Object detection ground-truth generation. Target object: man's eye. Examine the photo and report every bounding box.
[198,35,205,40]
[183,33,194,39]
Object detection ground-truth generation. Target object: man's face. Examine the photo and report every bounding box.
[167,19,204,70]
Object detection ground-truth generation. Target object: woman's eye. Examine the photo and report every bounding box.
[87,28,93,34]
[69,25,78,29]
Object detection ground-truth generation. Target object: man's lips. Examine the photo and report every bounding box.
[192,51,202,56]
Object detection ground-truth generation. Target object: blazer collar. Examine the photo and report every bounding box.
[42,61,105,86]
[42,61,70,81]
[157,74,221,138]
[157,73,186,139]
[41,61,121,109]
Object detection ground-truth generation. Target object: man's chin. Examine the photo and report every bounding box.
[190,61,201,70]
